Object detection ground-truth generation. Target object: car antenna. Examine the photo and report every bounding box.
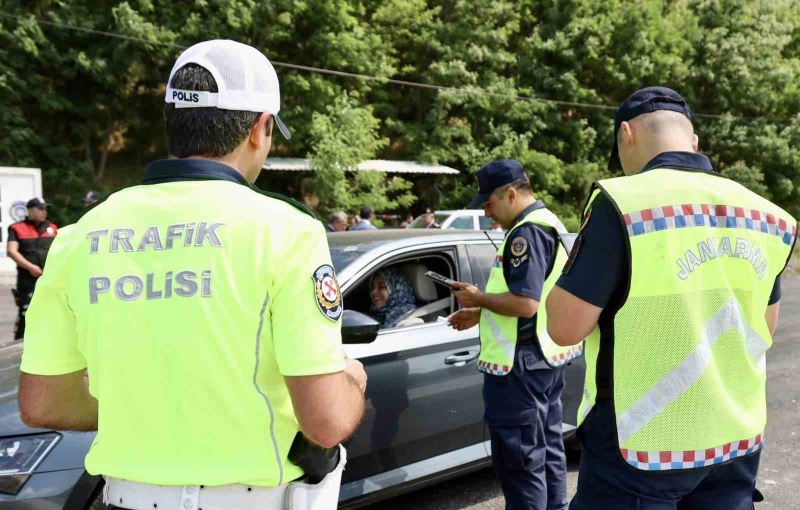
[483,230,500,250]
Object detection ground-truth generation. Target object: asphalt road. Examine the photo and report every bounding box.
[0,279,797,509]
[365,277,800,510]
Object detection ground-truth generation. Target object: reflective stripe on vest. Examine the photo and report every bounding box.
[477,206,584,375]
[577,168,796,471]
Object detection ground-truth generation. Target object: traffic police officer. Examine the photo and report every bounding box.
[18,40,367,510]
[547,87,796,509]
[448,160,583,510]
[6,198,58,340]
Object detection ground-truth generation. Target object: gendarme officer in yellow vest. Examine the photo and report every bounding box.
[448,160,583,510]
[18,40,367,510]
[547,87,797,509]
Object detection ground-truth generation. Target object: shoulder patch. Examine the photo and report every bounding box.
[510,236,528,257]
[313,264,343,322]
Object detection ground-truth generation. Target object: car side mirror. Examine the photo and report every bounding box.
[342,310,381,344]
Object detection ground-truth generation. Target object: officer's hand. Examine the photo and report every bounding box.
[452,282,482,308]
[345,358,367,394]
[28,265,43,278]
[447,307,480,331]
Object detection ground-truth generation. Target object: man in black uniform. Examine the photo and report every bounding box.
[546,87,787,509]
[7,198,58,340]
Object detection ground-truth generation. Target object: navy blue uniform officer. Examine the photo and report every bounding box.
[545,87,783,510]
[448,160,568,510]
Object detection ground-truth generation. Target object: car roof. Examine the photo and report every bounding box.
[328,229,503,284]
[435,209,484,214]
[328,228,501,252]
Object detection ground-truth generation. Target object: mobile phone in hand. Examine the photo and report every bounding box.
[425,270,457,289]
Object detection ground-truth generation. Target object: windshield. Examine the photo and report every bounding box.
[329,246,366,273]
[408,213,450,228]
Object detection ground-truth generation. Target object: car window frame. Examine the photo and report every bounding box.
[343,248,458,333]
[340,238,499,358]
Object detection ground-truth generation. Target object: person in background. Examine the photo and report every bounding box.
[369,268,417,328]
[349,207,377,230]
[83,191,100,207]
[327,211,348,232]
[400,212,415,228]
[7,198,58,340]
[422,209,441,229]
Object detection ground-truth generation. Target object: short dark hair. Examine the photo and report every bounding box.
[360,207,374,219]
[493,179,532,196]
[164,64,261,158]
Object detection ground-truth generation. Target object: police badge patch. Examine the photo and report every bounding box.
[313,264,343,322]
[510,237,528,257]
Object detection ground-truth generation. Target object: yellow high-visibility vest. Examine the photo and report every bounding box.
[478,206,584,375]
[22,166,346,486]
[578,168,796,471]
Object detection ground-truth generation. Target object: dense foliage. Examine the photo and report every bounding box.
[2,0,799,228]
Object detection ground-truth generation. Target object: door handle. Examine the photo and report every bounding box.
[444,349,480,366]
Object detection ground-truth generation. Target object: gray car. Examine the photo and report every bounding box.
[0,229,584,509]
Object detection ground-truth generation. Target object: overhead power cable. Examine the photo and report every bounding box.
[0,11,782,122]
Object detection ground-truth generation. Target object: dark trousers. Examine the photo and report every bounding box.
[570,401,761,510]
[13,279,34,340]
[484,345,568,510]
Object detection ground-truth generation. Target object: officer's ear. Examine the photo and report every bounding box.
[506,186,518,204]
[619,121,635,148]
[692,133,699,152]
[249,113,273,150]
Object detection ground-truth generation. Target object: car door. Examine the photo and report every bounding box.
[339,245,486,500]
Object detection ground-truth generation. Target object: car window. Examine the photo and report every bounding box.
[343,253,455,340]
[447,216,474,230]
[407,213,451,228]
[466,243,498,289]
[478,216,493,230]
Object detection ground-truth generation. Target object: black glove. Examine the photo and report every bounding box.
[288,432,340,484]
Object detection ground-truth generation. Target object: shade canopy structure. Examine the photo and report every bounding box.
[262,158,459,175]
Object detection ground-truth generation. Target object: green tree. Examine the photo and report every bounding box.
[2,0,800,224]
[307,94,414,220]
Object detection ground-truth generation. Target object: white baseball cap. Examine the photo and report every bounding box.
[165,39,291,140]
